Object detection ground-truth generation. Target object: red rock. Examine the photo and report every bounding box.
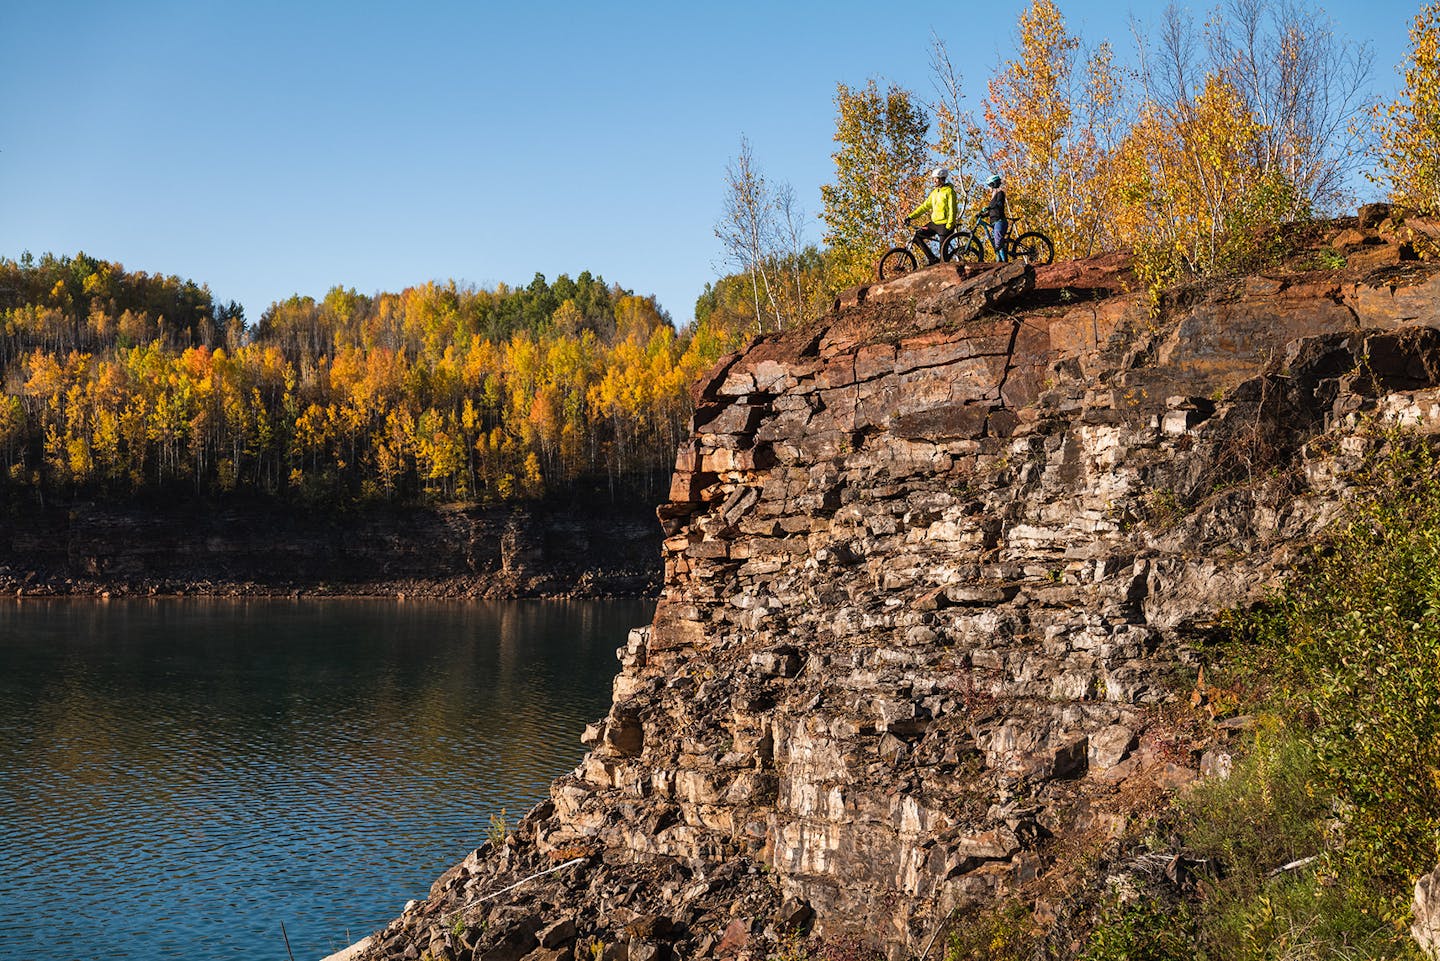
[867,262,967,303]
[1331,226,1377,248]
[1346,244,1404,269]
[1346,266,1440,326]
[1358,202,1392,228]
[715,919,750,957]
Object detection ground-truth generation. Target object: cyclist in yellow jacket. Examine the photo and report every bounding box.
[907,167,957,264]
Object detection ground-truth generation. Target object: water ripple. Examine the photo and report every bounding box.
[0,598,650,961]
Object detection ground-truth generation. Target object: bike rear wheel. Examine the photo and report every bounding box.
[942,231,985,264]
[1008,232,1054,265]
[877,247,918,280]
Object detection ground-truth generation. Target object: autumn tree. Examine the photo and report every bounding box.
[1206,0,1373,213]
[714,136,828,335]
[1107,0,1353,288]
[926,36,985,209]
[768,185,831,329]
[1374,1,1440,212]
[1112,68,1286,289]
[694,245,830,347]
[820,79,930,287]
[983,0,1079,228]
[976,0,1127,256]
[0,256,716,508]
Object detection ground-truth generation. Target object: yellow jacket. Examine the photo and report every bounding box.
[911,184,957,229]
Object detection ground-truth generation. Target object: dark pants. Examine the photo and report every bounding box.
[912,222,953,263]
[991,218,1009,261]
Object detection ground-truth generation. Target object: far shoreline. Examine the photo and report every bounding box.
[0,572,660,601]
[0,496,665,603]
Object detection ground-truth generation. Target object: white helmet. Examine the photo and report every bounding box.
[933,167,949,182]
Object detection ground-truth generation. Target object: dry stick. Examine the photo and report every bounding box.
[918,904,961,961]
[1268,855,1319,878]
[443,856,587,922]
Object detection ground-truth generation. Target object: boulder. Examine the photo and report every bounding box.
[1331,227,1377,249]
[538,918,577,949]
[715,918,751,957]
[1416,865,1440,959]
[1089,725,1138,770]
[520,950,572,961]
[1358,202,1392,228]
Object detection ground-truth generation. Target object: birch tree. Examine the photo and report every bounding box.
[1207,0,1373,213]
[1374,2,1440,213]
[820,79,930,288]
[715,135,780,334]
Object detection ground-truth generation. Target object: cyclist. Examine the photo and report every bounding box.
[906,167,957,265]
[983,174,1008,261]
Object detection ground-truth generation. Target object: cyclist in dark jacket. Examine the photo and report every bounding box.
[983,175,1008,261]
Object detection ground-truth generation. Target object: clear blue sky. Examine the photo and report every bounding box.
[0,0,1418,327]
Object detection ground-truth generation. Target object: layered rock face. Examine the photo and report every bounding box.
[361,255,1440,961]
[0,499,661,597]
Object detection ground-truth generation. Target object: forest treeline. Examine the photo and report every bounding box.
[0,252,738,507]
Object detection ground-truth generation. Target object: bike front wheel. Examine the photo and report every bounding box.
[1008,232,1054,265]
[877,247,918,280]
[942,231,985,264]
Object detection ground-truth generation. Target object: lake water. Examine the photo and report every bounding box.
[0,598,651,961]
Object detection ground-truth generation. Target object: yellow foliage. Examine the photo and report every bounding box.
[1110,73,1293,287]
[1374,2,1440,213]
[1,259,728,502]
[820,79,930,286]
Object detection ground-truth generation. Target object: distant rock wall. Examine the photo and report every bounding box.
[358,254,1440,961]
[0,499,661,598]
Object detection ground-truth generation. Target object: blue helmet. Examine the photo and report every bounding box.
[986,174,1002,188]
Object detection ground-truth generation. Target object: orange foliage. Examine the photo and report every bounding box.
[0,261,739,504]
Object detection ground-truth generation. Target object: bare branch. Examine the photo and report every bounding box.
[715,135,780,334]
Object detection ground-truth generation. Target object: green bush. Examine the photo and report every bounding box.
[1081,435,1440,960]
[1215,175,1309,275]
[943,900,1041,961]
[1176,720,1418,959]
[1248,438,1440,898]
[1077,717,1418,961]
[1079,894,1193,961]
[1177,717,1326,905]
[1206,873,1411,961]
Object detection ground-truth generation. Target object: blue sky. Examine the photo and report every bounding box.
[0,0,1419,327]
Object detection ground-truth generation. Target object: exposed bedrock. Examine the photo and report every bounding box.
[0,499,662,598]
[359,255,1440,961]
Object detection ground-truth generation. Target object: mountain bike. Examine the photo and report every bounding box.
[876,221,959,280]
[943,215,1054,266]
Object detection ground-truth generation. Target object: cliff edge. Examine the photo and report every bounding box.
[354,237,1440,961]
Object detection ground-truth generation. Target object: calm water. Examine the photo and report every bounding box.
[0,598,650,961]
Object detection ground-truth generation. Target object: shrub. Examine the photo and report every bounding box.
[1080,434,1440,960]
[1248,438,1440,899]
[943,900,1042,961]
[1079,894,1193,961]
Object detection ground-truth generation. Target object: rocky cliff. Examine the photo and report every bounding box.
[354,230,1440,961]
[0,499,661,598]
